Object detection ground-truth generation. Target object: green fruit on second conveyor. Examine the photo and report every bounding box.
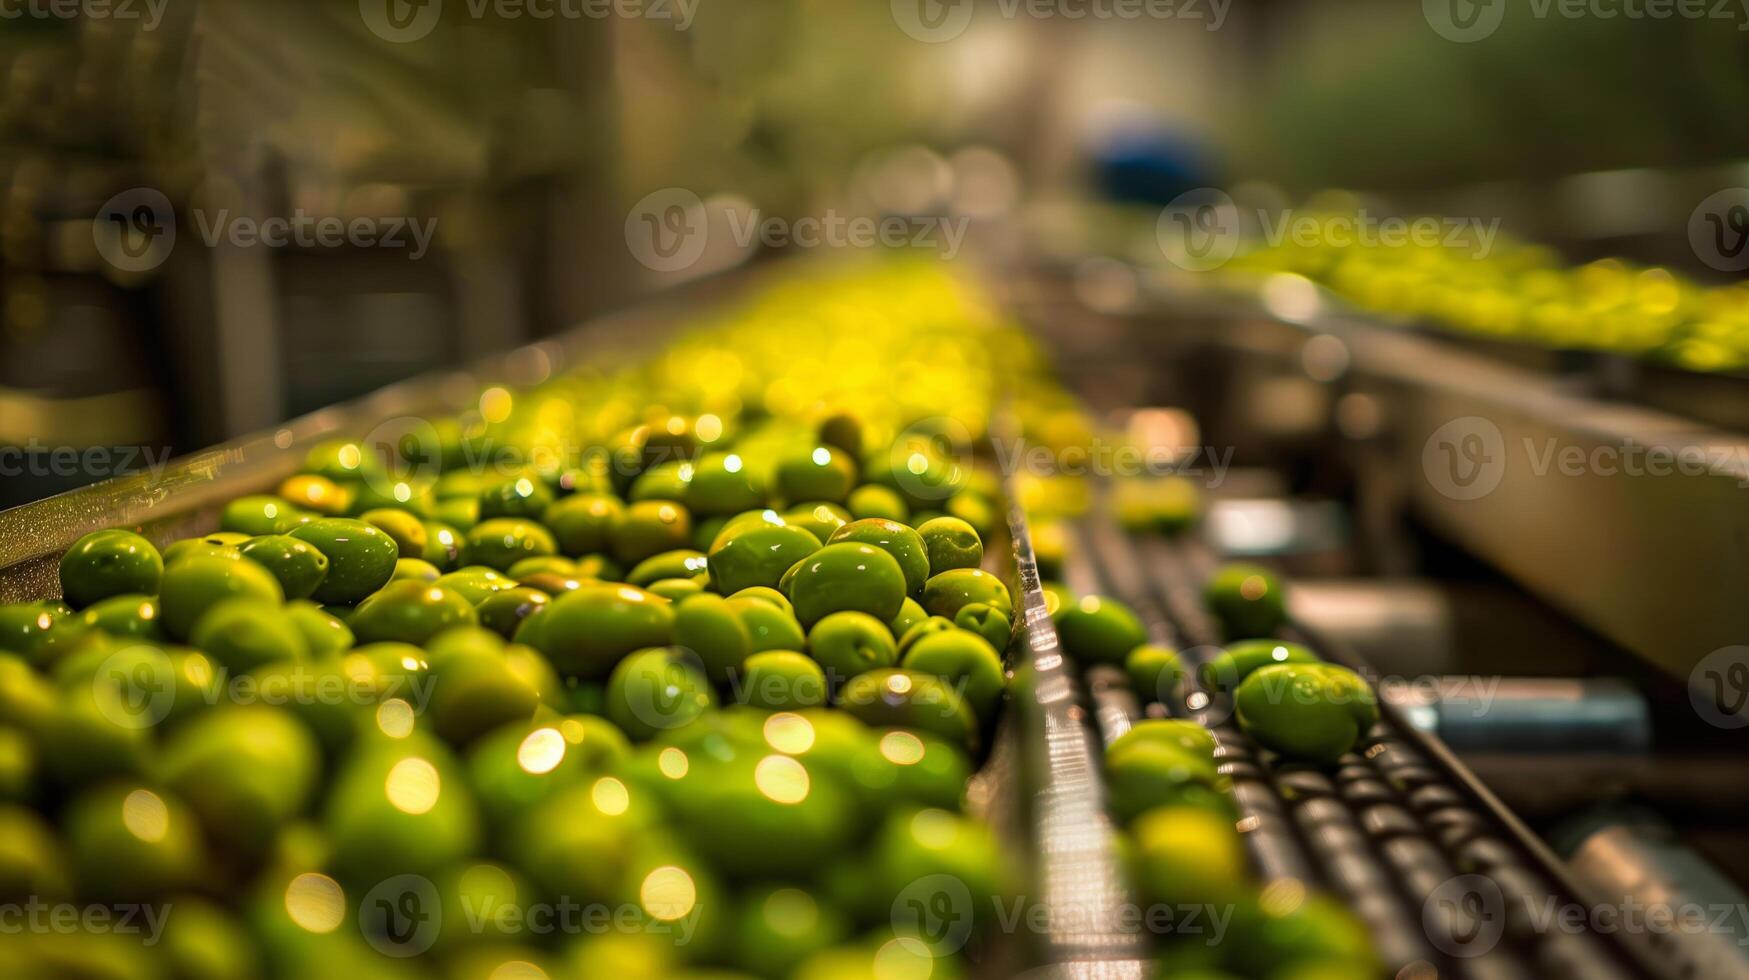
[1053,595,1146,665]
[1205,563,1288,639]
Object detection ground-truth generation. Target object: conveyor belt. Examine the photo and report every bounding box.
[1059,497,1658,979]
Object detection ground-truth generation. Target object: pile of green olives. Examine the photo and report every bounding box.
[0,262,1052,980]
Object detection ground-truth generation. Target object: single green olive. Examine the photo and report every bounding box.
[730,586,792,613]
[899,629,1005,722]
[611,501,692,566]
[835,669,977,750]
[605,648,716,740]
[40,686,150,788]
[360,508,429,557]
[1053,594,1146,665]
[953,602,1011,652]
[783,502,852,544]
[189,598,310,672]
[866,728,971,812]
[845,485,909,523]
[435,566,520,605]
[1233,663,1377,764]
[1198,639,1320,696]
[505,555,579,580]
[1206,562,1289,639]
[159,705,320,856]
[159,555,285,639]
[237,534,331,600]
[709,522,821,595]
[647,578,703,601]
[154,898,261,980]
[78,594,164,640]
[422,520,468,571]
[288,518,399,606]
[818,413,863,459]
[673,594,753,684]
[390,557,442,583]
[945,491,998,539]
[425,642,547,745]
[433,496,480,531]
[827,519,929,597]
[628,550,709,588]
[508,776,661,910]
[668,751,854,880]
[773,447,856,505]
[349,581,478,645]
[476,587,551,638]
[324,734,478,881]
[220,496,307,536]
[66,784,202,902]
[543,494,625,558]
[735,651,829,711]
[574,554,624,581]
[685,452,765,517]
[161,535,242,566]
[467,716,630,827]
[920,568,1012,622]
[531,583,676,680]
[1107,719,1219,762]
[896,616,955,656]
[479,475,555,521]
[806,612,896,685]
[888,597,927,641]
[466,518,558,572]
[730,884,849,978]
[284,600,354,657]
[1128,805,1250,909]
[866,807,1005,935]
[1221,893,1381,979]
[302,439,384,484]
[628,460,692,503]
[276,473,353,517]
[1125,644,1185,705]
[788,543,907,628]
[1104,739,1229,824]
[0,602,88,666]
[58,529,163,609]
[726,597,806,653]
[916,516,983,573]
[0,652,60,736]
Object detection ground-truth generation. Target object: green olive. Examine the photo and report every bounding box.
[543,494,625,557]
[899,629,1005,722]
[58,529,163,609]
[349,581,478,645]
[160,705,320,856]
[66,784,202,901]
[78,594,164,640]
[673,593,754,684]
[736,652,829,711]
[729,586,792,613]
[806,612,896,684]
[867,728,971,812]
[390,557,442,583]
[509,776,661,907]
[896,616,955,656]
[479,476,555,521]
[888,597,927,640]
[159,555,285,639]
[1128,805,1250,908]
[237,534,331,600]
[302,439,384,484]
[669,752,853,879]
[40,687,150,788]
[434,566,520,605]
[685,453,766,517]
[1104,739,1229,824]
[531,583,675,679]
[466,518,558,572]
[845,485,908,523]
[190,598,310,672]
[288,519,399,605]
[425,640,547,745]
[629,460,692,503]
[324,733,478,881]
[467,716,629,826]
[726,597,807,654]
[945,491,998,539]
[0,654,57,736]
[605,648,716,741]
[916,516,983,572]
[783,502,852,544]
[284,601,354,658]
[647,578,704,601]
[1107,719,1218,762]
[1206,563,1289,639]
[920,568,1011,622]
[628,549,709,587]
[476,587,551,638]
[611,501,692,566]
[730,884,849,977]
[162,535,241,565]
[506,555,580,580]
[1198,640,1320,696]
[276,473,352,516]
[155,897,261,980]
[827,519,929,597]
[788,543,908,628]
[773,447,857,504]
[952,602,1010,652]
[867,807,1005,936]
[221,496,307,536]
[1053,594,1146,665]
[0,803,70,899]
[433,496,480,530]
[1125,644,1185,704]
[835,669,977,750]
[1234,663,1376,764]
[422,520,468,571]
[360,508,428,557]
[709,522,821,594]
